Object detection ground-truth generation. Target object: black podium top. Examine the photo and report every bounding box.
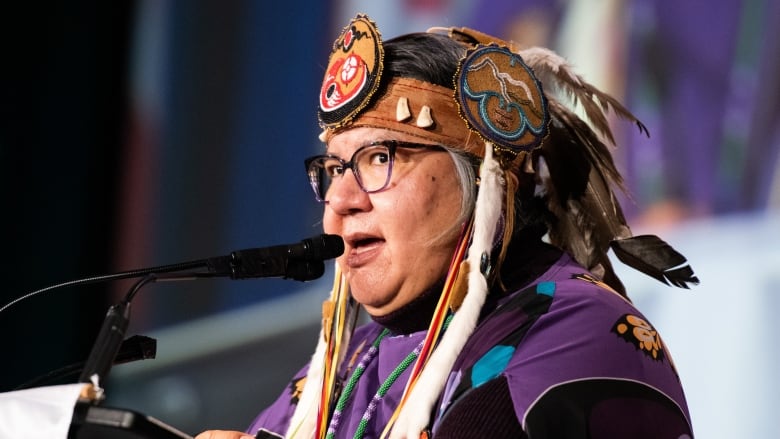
[69,402,193,439]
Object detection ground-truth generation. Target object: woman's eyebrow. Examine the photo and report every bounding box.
[326,139,390,155]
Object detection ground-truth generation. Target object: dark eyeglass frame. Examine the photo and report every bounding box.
[304,140,443,202]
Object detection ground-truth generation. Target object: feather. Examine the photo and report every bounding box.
[519,47,649,145]
[610,235,700,289]
[285,328,326,438]
[539,99,699,293]
[546,99,625,189]
[538,106,634,295]
[535,86,700,292]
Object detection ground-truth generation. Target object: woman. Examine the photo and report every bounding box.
[198,14,697,439]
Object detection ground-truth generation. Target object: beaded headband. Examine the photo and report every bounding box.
[317,14,550,167]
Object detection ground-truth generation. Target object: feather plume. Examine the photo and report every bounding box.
[611,235,700,289]
[538,103,634,296]
[519,47,648,145]
[532,81,698,292]
[516,46,664,296]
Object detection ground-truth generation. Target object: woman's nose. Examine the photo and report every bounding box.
[325,170,372,214]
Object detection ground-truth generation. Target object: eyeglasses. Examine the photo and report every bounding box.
[304,140,442,202]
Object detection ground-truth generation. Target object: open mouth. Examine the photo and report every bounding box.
[344,234,384,266]
[351,236,383,249]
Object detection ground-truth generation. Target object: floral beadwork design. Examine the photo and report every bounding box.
[613,314,666,361]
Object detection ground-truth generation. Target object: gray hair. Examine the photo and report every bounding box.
[443,146,479,225]
[442,145,547,244]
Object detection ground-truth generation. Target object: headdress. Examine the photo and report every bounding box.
[292,14,699,439]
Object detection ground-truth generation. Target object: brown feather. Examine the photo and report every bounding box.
[540,107,630,246]
[538,102,698,292]
[537,95,674,296]
[520,47,649,145]
[610,235,700,289]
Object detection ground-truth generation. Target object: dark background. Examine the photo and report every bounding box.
[0,0,331,395]
[0,2,133,393]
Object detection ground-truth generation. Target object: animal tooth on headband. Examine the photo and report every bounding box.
[396,96,412,121]
[318,129,328,143]
[416,105,434,128]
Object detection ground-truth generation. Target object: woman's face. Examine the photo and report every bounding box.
[323,127,464,316]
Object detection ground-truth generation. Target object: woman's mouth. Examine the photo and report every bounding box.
[346,236,384,267]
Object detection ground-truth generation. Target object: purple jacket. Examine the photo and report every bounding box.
[248,253,693,438]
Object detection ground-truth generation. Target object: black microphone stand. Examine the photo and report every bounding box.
[70,273,196,439]
[0,234,344,438]
[13,334,156,390]
[77,274,158,388]
[76,271,213,391]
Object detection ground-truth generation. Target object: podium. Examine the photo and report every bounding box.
[69,402,192,439]
[0,384,193,439]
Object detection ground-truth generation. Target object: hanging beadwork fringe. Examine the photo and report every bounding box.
[286,265,358,439]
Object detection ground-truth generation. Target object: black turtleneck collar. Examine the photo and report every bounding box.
[371,279,444,335]
[369,230,562,335]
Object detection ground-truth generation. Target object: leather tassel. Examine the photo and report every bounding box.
[492,168,516,290]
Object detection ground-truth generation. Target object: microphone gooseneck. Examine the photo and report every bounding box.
[5,233,344,394]
[0,234,345,315]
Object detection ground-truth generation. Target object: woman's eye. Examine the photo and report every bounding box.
[367,151,389,166]
[324,163,344,177]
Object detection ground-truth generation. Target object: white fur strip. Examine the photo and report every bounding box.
[284,330,325,438]
[286,265,344,438]
[390,143,504,438]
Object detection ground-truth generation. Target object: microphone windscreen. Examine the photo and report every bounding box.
[308,234,344,260]
[287,260,326,281]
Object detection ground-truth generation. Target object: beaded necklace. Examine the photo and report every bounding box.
[326,314,454,439]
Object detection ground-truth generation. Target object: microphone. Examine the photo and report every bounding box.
[0,234,345,316]
[206,234,344,281]
[0,234,344,392]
